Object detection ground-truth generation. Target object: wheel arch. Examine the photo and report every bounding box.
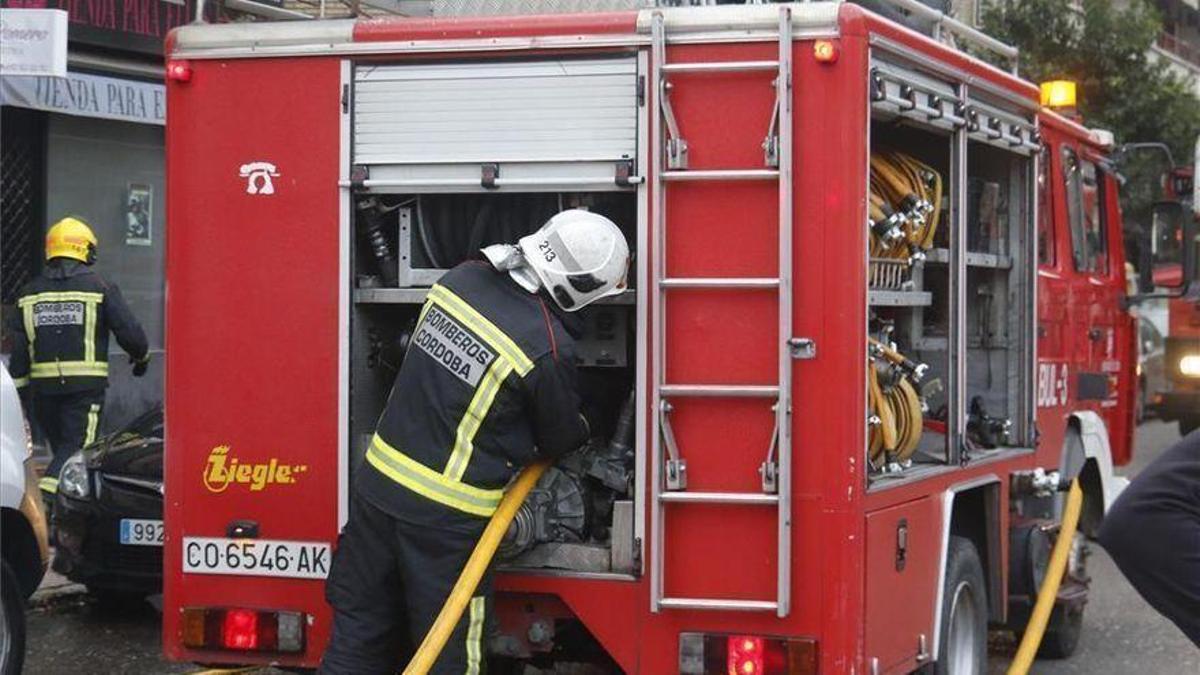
[1062,411,1128,519]
[932,475,1003,659]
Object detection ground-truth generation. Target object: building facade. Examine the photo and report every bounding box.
[0,0,204,431]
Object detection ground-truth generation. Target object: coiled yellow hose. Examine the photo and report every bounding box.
[1006,479,1083,675]
[867,340,925,465]
[869,151,942,258]
[403,460,551,675]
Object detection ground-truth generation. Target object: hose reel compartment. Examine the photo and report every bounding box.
[867,48,1037,482]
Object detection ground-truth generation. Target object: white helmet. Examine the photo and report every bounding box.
[517,210,630,312]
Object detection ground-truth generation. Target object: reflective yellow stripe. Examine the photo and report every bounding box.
[85,404,101,446]
[465,596,485,675]
[17,291,104,306]
[12,377,29,388]
[21,302,36,361]
[39,476,59,494]
[83,298,98,363]
[445,360,513,482]
[29,361,109,378]
[428,285,533,376]
[366,435,502,517]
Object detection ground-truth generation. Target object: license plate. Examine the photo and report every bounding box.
[182,537,331,579]
[119,519,164,546]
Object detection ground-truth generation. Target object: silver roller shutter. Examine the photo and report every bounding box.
[353,57,640,192]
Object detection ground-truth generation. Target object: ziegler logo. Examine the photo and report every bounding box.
[203,445,308,493]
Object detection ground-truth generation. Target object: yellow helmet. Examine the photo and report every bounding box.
[46,217,98,264]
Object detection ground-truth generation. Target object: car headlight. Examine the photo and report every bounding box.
[1181,355,1200,378]
[58,453,90,500]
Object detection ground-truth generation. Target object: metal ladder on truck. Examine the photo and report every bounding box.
[649,7,798,618]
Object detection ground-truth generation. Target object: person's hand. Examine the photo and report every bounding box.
[131,354,150,377]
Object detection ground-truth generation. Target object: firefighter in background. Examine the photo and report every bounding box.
[320,210,630,674]
[8,217,150,500]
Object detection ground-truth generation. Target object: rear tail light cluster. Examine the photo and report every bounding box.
[679,632,818,675]
[182,607,306,653]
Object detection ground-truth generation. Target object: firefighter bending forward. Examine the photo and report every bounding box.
[320,210,630,674]
[8,217,150,501]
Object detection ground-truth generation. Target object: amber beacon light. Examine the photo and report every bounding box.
[1039,80,1077,108]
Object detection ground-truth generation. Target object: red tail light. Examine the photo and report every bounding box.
[222,609,259,650]
[680,632,818,675]
[728,635,765,674]
[182,607,305,653]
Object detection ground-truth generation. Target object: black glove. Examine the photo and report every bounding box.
[131,354,150,377]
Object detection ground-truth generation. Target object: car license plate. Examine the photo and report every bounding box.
[182,537,331,579]
[119,519,164,546]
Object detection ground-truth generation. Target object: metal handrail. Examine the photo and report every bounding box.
[854,0,1020,74]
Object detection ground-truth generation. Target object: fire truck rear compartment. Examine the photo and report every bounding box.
[347,55,646,576]
[349,193,640,576]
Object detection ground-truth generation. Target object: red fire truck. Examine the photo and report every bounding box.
[1150,143,1200,434]
[162,3,1188,673]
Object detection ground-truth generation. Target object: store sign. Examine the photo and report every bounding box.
[0,70,165,125]
[0,0,204,55]
[0,9,67,77]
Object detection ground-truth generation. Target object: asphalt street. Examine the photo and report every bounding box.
[21,421,1199,674]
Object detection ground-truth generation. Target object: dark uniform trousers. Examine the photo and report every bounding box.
[34,390,106,486]
[319,262,588,674]
[320,496,492,674]
[1098,430,1200,646]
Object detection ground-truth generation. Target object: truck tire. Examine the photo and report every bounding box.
[1037,603,1083,659]
[1,561,27,675]
[936,536,987,675]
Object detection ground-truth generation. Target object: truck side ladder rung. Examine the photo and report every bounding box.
[660,277,779,289]
[661,60,779,74]
[658,598,779,613]
[650,6,795,618]
[659,492,779,505]
[661,169,779,182]
[660,384,779,398]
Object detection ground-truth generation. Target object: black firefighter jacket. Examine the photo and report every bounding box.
[357,261,590,529]
[8,259,149,396]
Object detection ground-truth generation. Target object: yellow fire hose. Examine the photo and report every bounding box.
[403,460,551,675]
[1006,479,1083,675]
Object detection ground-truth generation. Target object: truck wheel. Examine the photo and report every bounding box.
[936,537,987,675]
[1180,416,1199,437]
[1037,603,1083,659]
[1,561,27,675]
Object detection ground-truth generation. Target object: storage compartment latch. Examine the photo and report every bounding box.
[481,162,500,190]
[615,159,636,188]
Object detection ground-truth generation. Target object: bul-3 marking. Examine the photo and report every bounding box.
[33,301,85,327]
[203,445,308,493]
[413,305,496,387]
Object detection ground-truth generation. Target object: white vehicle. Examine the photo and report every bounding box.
[1,363,50,675]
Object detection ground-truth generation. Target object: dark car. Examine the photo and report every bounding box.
[52,407,163,601]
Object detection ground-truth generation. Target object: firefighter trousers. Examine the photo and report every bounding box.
[1098,429,1200,647]
[31,390,106,496]
[320,495,493,675]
